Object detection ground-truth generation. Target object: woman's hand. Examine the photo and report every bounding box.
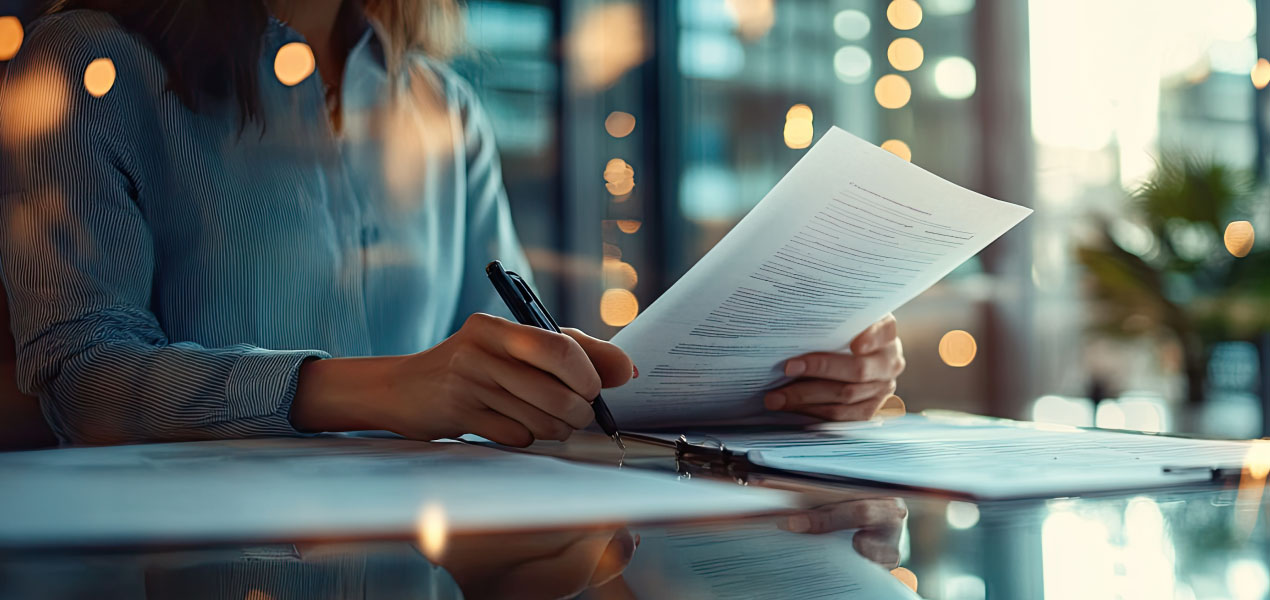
[291,313,633,446]
[780,497,908,568]
[763,314,905,421]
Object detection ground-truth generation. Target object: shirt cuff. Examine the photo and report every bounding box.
[224,349,331,426]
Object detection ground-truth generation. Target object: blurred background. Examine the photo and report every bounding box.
[2,0,1269,438]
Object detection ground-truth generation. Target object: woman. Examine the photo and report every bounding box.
[0,0,905,446]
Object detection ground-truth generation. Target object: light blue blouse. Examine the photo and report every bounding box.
[0,10,531,444]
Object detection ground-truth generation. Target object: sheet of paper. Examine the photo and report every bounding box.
[623,521,919,599]
[607,127,1032,428]
[0,436,794,549]
[645,415,1254,499]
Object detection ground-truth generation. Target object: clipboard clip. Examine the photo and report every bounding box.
[674,435,748,485]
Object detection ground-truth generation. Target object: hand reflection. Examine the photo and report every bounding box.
[434,527,637,600]
[779,497,908,568]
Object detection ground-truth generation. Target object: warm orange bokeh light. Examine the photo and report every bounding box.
[874,74,912,109]
[891,567,918,592]
[417,502,448,561]
[880,139,912,161]
[603,259,639,290]
[784,104,814,149]
[604,158,636,196]
[877,395,906,418]
[1224,220,1255,257]
[939,330,977,367]
[725,0,775,41]
[274,42,315,86]
[83,57,116,98]
[567,3,648,91]
[605,111,637,138]
[887,37,924,72]
[616,219,642,234]
[600,288,639,326]
[0,16,23,61]
[887,0,923,31]
[1253,58,1270,89]
[1,65,68,146]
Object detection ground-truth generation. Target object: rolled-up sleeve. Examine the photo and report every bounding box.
[0,14,328,444]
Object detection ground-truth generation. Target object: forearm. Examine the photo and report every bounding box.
[290,355,402,434]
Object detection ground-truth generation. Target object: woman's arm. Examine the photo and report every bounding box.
[0,14,327,445]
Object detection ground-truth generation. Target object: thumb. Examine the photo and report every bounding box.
[562,328,634,389]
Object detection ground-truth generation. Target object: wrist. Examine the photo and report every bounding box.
[291,356,399,433]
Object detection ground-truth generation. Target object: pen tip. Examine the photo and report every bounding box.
[612,433,626,451]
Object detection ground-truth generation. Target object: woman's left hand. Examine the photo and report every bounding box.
[763,314,905,421]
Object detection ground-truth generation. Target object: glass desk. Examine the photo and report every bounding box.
[2,434,1266,600]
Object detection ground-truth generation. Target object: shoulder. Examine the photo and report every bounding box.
[405,54,487,125]
[15,10,153,68]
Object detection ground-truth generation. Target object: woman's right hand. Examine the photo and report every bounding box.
[290,313,634,446]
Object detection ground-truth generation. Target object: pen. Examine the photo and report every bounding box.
[486,260,626,450]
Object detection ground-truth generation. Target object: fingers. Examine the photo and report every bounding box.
[467,314,603,400]
[849,314,898,354]
[796,393,892,422]
[784,342,905,383]
[561,328,634,389]
[783,499,909,535]
[477,385,576,442]
[485,359,594,429]
[765,379,896,411]
[853,529,903,569]
[469,410,535,448]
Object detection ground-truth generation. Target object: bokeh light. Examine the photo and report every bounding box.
[874,74,912,109]
[274,42,315,86]
[604,158,636,196]
[946,501,980,529]
[784,103,814,149]
[417,502,448,561]
[605,111,636,138]
[567,3,648,91]
[939,330,977,367]
[0,64,68,145]
[1253,59,1270,89]
[880,139,912,161]
[725,0,775,41]
[887,37,924,71]
[887,0,923,31]
[891,567,918,592]
[83,58,116,98]
[933,56,977,99]
[0,16,22,61]
[834,46,873,84]
[603,259,639,290]
[1224,220,1255,257]
[616,219,642,233]
[833,10,871,41]
[601,288,639,326]
[877,394,907,417]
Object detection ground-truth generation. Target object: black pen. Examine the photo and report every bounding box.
[486,260,626,450]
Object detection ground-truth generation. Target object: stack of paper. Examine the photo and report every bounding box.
[0,437,794,548]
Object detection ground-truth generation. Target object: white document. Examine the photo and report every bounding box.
[607,127,1032,428]
[640,414,1254,499]
[623,522,919,600]
[0,436,794,548]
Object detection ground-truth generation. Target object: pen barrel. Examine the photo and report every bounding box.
[592,396,620,436]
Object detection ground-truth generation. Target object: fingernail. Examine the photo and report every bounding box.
[632,364,640,379]
[764,392,786,410]
[785,359,807,377]
[787,515,811,533]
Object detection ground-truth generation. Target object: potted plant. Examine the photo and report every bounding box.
[1076,154,1270,413]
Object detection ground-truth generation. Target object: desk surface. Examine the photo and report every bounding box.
[2,433,1267,600]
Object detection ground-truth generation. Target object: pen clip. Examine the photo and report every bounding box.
[508,271,561,332]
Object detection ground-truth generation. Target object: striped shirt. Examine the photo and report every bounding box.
[0,10,530,445]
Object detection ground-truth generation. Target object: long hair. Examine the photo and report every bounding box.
[48,0,462,127]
